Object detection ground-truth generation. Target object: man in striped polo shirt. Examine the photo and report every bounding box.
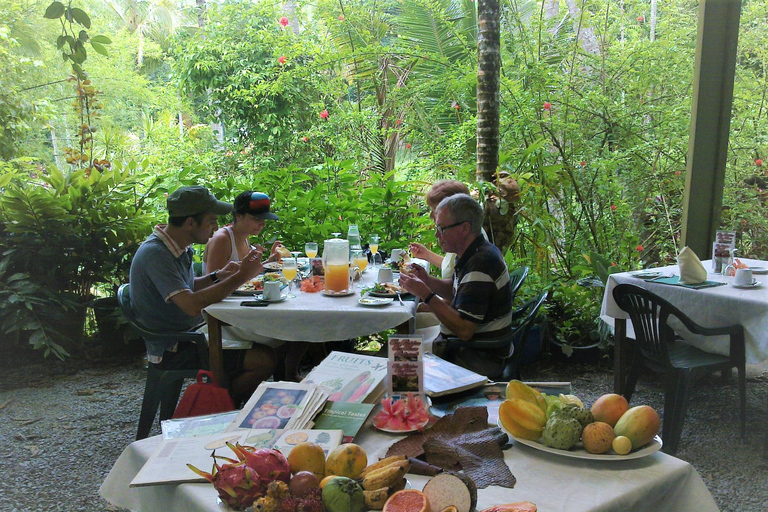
[400,193,512,345]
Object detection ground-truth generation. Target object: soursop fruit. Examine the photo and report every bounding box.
[541,416,582,450]
[556,403,594,429]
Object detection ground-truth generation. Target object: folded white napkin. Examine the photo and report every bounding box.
[678,246,708,284]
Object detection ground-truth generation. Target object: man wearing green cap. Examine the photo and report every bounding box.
[130,185,276,405]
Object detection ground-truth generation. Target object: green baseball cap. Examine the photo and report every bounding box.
[167,186,233,217]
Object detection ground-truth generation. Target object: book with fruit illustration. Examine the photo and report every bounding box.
[226,381,324,432]
[301,351,388,404]
[311,400,376,442]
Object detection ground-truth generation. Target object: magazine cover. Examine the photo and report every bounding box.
[387,335,424,396]
[161,411,239,439]
[301,351,388,403]
[226,381,314,432]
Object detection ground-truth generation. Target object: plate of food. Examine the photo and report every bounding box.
[368,282,408,298]
[233,274,285,295]
[497,418,662,461]
[359,296,394,307]
[263,261,283,271]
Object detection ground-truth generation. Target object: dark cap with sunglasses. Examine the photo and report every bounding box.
[234,191,280,220]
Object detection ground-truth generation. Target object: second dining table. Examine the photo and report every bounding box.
[204,269,417,383]
[600,257,768,393]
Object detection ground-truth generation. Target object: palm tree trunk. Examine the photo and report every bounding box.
[476,0,500,183]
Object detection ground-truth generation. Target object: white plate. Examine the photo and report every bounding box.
[628,270,663,279]
[322,289,355,297]
[732,281,762,289]
[749,266,768,275]
[497,418,663,460]
[359,297,394,306]
[263,261,283,270]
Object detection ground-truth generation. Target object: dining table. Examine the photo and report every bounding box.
[99,415,719,512]
[204,269,418,384]
[600,258,768,393]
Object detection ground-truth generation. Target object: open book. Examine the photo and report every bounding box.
[423,352,488,397]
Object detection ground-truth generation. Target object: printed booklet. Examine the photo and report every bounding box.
[423,352,488,397]
[301,351,388,403]
[225,381,328,432]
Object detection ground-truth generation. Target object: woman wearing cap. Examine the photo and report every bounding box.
[203,191,285,274]
[203,191,307,382]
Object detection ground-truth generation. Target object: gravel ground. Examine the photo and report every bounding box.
[1,345,767,512]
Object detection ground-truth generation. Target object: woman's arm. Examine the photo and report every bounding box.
[204,230,233,274]
[409,242,444,268]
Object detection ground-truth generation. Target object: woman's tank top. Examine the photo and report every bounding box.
[202,225,239,274]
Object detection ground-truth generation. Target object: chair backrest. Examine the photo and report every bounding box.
[612,284,679,368]
[509,265,529,301]
[503,290,548,360]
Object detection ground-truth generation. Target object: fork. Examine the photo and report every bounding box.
[395,290,404,306]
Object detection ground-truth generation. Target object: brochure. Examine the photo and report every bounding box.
[301,351,388,403]
[387,335,424,397]
[271,429,344,458]
[311,401,376,443]
[161,411,239,439]
[225,381,327,432]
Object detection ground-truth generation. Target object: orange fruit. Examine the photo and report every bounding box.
[383,489,431,512]
[286,441,326,478]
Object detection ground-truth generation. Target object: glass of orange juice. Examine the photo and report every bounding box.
[352,250,368,273]
[282,257,298,296]
[369,235,381,268]
[305,242,318,259]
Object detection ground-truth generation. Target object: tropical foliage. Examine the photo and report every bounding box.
[0,0,766,358]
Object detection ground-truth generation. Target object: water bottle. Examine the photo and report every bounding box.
[347,224,362,257]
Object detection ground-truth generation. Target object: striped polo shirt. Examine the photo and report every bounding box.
[441,236,512,339]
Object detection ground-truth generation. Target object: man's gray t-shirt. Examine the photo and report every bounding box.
[129,231,203,356]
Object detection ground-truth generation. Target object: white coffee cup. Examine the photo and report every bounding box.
[390,249,404,262]
[377,267,394,283]
[263,281,282,301]
[734,268,753,287]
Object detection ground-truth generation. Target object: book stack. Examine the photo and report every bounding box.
[226,381,329,432]
[301,351,388,404]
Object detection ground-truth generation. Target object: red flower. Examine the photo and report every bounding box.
[611,262,617,267]
[543,101,552,110]
[406,143,412,149]
[637,16,644,23]
[451,101,460,110]
[675,171,682,175]
[279,16,289,27]
[278,56,286,65]
[610,204,617,211]
[319,109,329,119]
[338,14,344,21]
[580,161,587,167]
[395,119,402,126]
[302,136,308,142]
[756,159,763,167]
[636,245,644,252]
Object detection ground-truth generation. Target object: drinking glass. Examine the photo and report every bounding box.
[282,257,298,297]
[331,232,342,238]
[352,249,368,273]
[369,235,381,268]
[305,242,318,259]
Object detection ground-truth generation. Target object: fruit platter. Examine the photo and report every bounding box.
[498,381,663,461]
[191,438,537,512]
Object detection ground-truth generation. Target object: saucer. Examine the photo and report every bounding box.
[323,289,355,297]
[732,280,762,289]
[262,294,289,303]
[749,266,768,275]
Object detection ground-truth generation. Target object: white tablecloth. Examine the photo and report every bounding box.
[100,423,719,512]
[204,272,417,342]
[601,258,768,364]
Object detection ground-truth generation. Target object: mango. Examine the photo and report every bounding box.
[590,394,629,428]
[613,405,660,450]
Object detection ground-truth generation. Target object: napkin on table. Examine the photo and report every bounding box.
[678,246,708,284]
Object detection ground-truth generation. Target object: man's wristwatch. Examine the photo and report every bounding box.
[424,292,436,304]
[210,271,219,283]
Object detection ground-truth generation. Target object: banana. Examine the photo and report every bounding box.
[358,455,408,479]
[363,478,408,510]
[361,459,410,490]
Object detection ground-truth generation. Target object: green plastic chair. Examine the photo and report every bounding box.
[444,291,548,381]
[613,283,746,454]
[508,265,529,302]
[117,284,209,440]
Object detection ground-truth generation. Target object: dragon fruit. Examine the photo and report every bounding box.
[187,457,263,510]
[228,444,291,484]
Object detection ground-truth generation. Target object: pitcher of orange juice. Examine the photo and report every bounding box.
[322,238,351,293]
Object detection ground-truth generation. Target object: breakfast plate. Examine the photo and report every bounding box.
[749,266,768,275]
[322,289,355,297]
[263,261,283,270]
[498,418,662,461]
[628,270,663,279]
[731,280,762,289]
[358,297,394,307]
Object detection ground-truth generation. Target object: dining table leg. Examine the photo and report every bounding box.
[207,315,226,386]
[614,318,627,395]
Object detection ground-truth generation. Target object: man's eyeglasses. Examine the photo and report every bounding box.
[435,221,466,235]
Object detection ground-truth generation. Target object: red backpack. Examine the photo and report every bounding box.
[172,370,236,419]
